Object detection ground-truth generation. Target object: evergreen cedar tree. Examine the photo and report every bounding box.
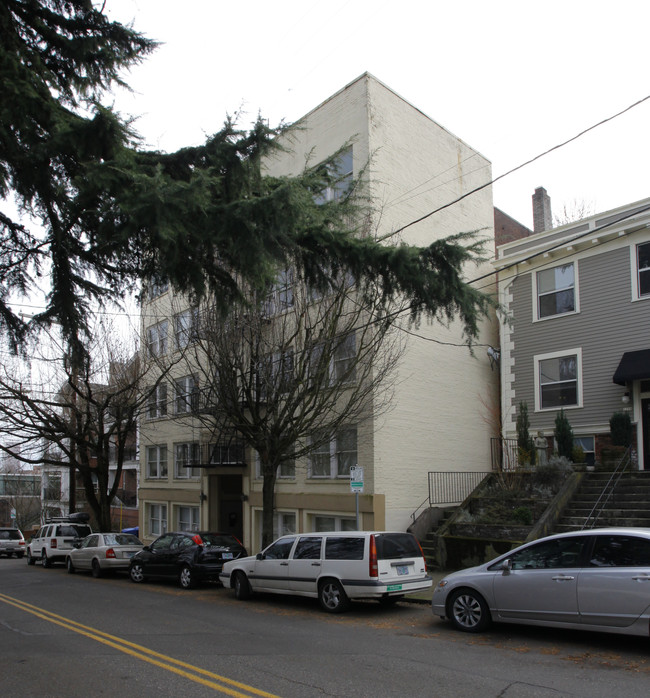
[1,0,492,366]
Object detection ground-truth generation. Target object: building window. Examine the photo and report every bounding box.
[147,382,167,419]
[177,506,200,532]
[148,503,167,536]
[535,349,582,410]
[309,427,357,478]
[175,308,199,349]
[210,439,246,466]
[254,452,294,479]
[273,511,296,538]
[175,375,199,414]
[636,242,650,298]
[315,146,353,204]
[43,473,61,501]
[263,268,294,316]
[146,446,168,479]
[333,333,356,383]
[148,279,168,300]
[146,321,168,357]
[258,350,294,399]
[536,263,576,319]
[312,515,357,532]
[574,436,595,467]
[174,442,201,479]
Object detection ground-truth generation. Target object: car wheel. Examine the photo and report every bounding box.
[42,549,52,568]
[67,557,75,574]
[318,579,350,613]
[448,588,491,633]
[233,571,251,600]
[27,550,36,566]
[179,565,195,589]
[129,562,145,583]
[91,559,103,578]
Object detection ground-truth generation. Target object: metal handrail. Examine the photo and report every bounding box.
[581,447,632,530]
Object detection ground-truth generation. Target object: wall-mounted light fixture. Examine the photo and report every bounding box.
[200,491,208,502]
[622,391,631,405]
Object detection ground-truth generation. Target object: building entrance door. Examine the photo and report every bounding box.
[209,474,243,540]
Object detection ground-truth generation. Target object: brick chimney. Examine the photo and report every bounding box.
[532,187,552,233]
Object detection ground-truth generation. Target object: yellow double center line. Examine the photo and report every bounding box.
[0,592,280,697]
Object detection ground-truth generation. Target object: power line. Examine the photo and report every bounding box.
[389,92,650,239]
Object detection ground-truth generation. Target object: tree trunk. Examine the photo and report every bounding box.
[261,465,277,549]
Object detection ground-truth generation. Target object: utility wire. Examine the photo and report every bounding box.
[389,93,650,239]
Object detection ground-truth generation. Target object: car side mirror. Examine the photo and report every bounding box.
[142,545,151,552]
[501,558,512,575]
[73,540,82,549]
[256,552,264,560]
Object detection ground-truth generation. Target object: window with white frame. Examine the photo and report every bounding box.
[148,503,167,536]
[536,263,576,319]
[148,279,168,300]
[254,452,295,479]
[636,242,650,298]
[264,268,294,316]
[210,439,246,466]
[535,349,582,410]
[175,308,199,349]
[270,511,296,539]
[258,350,294,399]
[147,382,167,419]
[174,442,201,478]
[333,333,356,383]
[574,436,595,466]
[177,505,200,532]
[315,146,353,204]
[175,375,199,414]
[312,515,357,532]
[309,427,357,478]
[146,320,168,357]
[146,445,168,479]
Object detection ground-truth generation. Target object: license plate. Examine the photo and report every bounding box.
[387,584,403,591]
[396,565,409,576]
[222,552,233,560]
[124,551,135,558]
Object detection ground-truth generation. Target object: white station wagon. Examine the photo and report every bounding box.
[220,530,431,612]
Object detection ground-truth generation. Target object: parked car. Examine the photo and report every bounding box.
[433,527,650,637]
[66,533,143,577]
[26,513,92,567]
[0,527,26,558]
[220,530,431,613]
[129,531,247,589]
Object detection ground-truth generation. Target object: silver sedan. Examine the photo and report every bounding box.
[67,533,143,577]
[432,527,650,637]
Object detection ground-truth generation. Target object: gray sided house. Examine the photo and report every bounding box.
[495,195,650,469]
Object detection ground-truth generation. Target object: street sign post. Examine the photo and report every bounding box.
[350,466,364,529]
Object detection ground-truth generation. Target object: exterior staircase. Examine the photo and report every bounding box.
[554,471,650,532]
[419,507,458,570]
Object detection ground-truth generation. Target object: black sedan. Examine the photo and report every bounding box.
[128,531,247,589]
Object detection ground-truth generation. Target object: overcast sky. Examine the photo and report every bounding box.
[104,0,650,231]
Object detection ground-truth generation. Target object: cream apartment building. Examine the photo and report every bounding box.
[138,73,497,552]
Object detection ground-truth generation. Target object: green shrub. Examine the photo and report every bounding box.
[554,409,574,460]
[610,411,633,446]
[516,402,536,465]
[512,506,533,525]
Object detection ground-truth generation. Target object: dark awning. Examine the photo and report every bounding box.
[613,349,650,385]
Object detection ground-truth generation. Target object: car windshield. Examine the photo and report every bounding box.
[200,534,239,548]
[104,534,142,546]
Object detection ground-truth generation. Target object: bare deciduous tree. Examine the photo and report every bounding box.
[173,275,405,547]
[0,322,168,530]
